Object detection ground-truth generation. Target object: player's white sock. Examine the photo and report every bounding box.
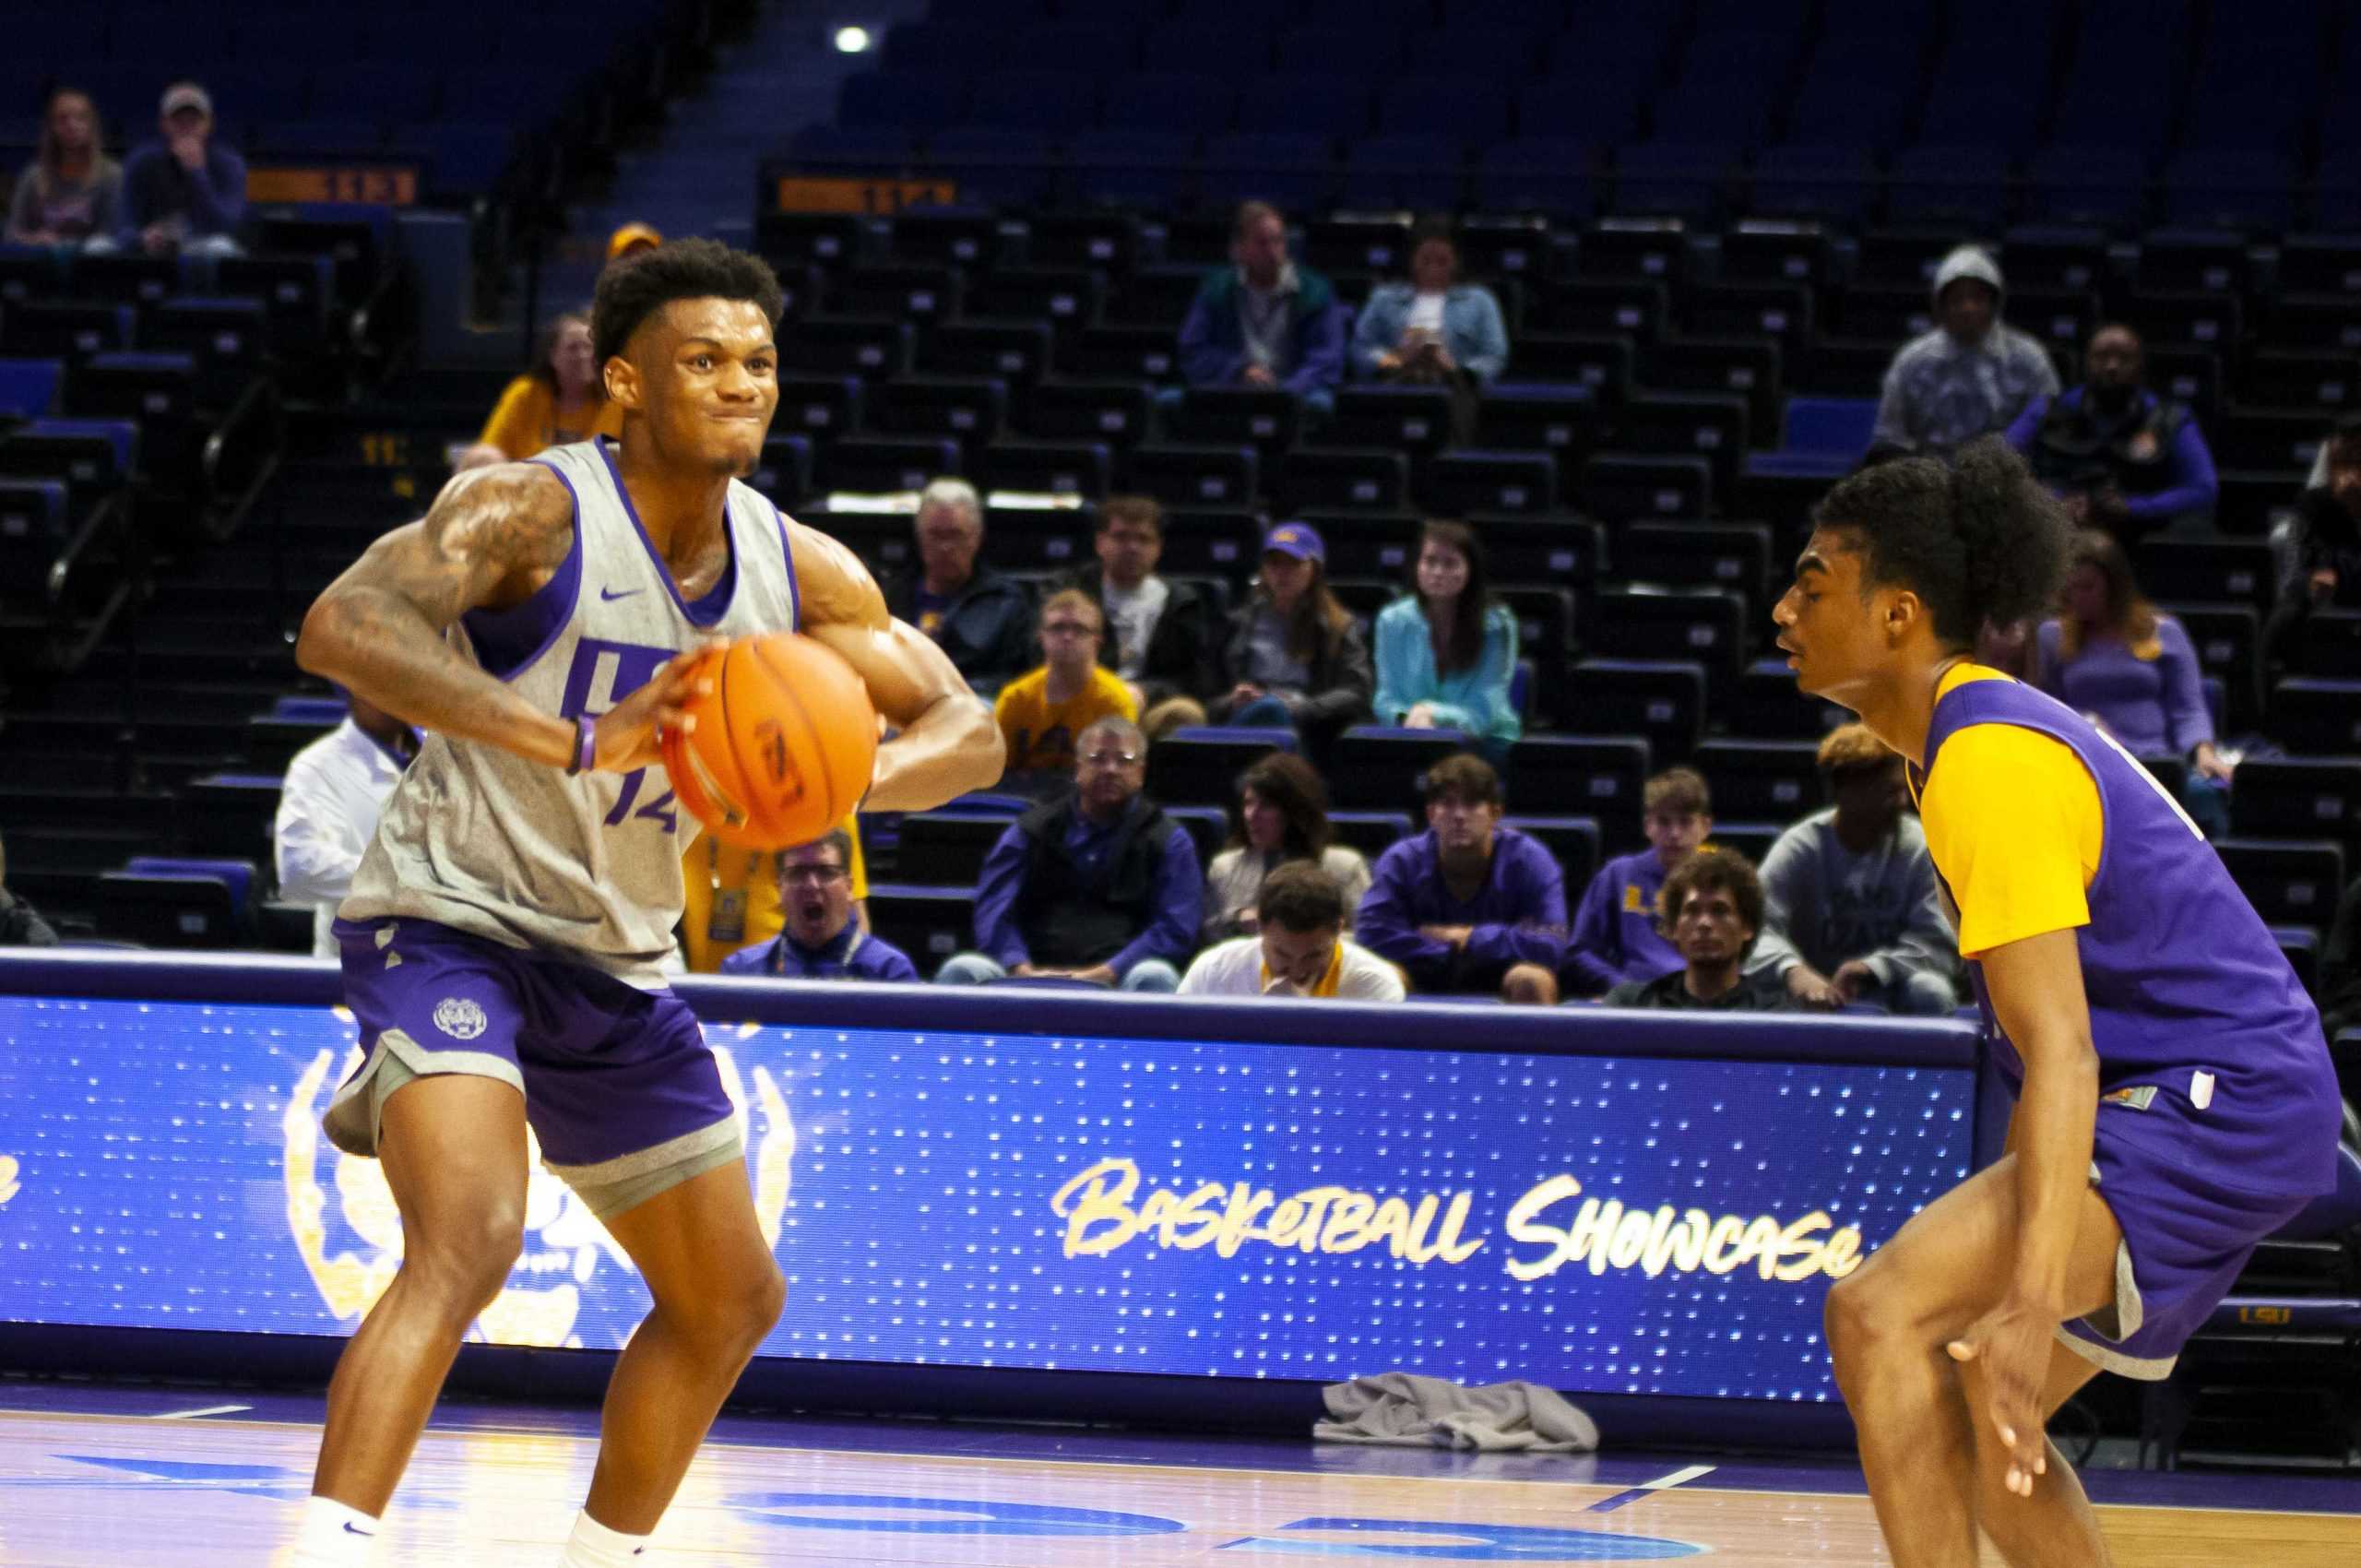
[289,1494,383,1564]
[560,1510,650,1566]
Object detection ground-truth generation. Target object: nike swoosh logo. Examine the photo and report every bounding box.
[599,587,645,601]
[342,1523,375,1537]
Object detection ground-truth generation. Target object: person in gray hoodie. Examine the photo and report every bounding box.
[1746,723,1960,1015]
[1871,245,2060,457]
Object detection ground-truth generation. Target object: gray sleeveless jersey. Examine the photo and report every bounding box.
[341,439,800,985]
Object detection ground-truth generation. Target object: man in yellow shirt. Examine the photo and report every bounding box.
[993,588,1138,791]
[678,815,868,972]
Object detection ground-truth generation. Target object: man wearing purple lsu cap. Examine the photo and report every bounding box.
[1207,521,1374,747]
[116,81,246,255]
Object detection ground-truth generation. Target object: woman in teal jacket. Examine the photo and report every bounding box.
[1373,519,1521,757]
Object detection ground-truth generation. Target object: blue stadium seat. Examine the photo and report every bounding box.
[1515,77,1646,145]
[2165,150,2296,231]
[969,70,1098,132]
[1695,738,1824,823]
[838,69,969,133]
[1065,130,1197,208]
[0,359,62,421]
[1746,395,1877,479]
[2048,85,2173,158]
[1232,75,1372,137]
[1330,726,1477,810]
[1404,26,1560,81]
[2268,677,2361,755]
[0,479,67,541]
[1376,75,1509,141]
[1507,736,1652,841]
[1652,33,1797,146]
[1005,23,1137,76]
[1141,15,1278,77]
[2214,839,2346,930]
[1888,144,2011,228]
[1338,135,1466,210]
[815,435,961,494]
[1503,815,1601,889]
[882,19,999,73]
[1476,138,1602,218]
[1749,146,1878,226]
[928,128,1057,206]
[2026,145,2150,229]
[1916,83,2041,160]
[1146,727,1296,810]
[1201,132,1336,211]
[1275,25,1406,77]
[1614,141,1735,221]
[863,884,979,979]
[1423,450,1557,517]
[1123,443,1259,509]
[1100,73,1234,136]
[1786,43,1918,151]
[177,773,285,860]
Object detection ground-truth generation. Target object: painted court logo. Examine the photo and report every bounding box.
[432,997,488,1040]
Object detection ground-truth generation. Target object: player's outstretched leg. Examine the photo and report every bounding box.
[575,1158,785,1549]
[303,1075,529,1551]
[1823,1153,2121,1568]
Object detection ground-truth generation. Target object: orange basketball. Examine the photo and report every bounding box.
[660,632,878,851]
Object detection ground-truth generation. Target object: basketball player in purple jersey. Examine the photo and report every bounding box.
[285,241,1003,1565]
[1773,438,2339,1567]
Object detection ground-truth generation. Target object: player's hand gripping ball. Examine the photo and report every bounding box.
[660,633,878,849]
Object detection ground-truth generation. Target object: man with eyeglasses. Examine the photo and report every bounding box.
[719,830,917,981]
[937,717,1202,992]
[993,588,1139,794]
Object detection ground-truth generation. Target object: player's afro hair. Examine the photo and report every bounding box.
[590,238,784,368]
[1809,435,2070,648]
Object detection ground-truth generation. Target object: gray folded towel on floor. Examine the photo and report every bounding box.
[1315,1372,1600,1453]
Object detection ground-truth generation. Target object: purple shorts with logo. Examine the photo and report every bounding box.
[2059,1083,2314,1380]
[326,916,738,1194]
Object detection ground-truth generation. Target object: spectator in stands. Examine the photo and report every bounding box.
[1059,495,1214,738]
[1871,245,2058,457]
[2264,415,2361,673]
[718,830,915,981]
[1202,752,1373,943]
[1178,200,1347,415]
[680,817,867,973]
[1748,724,1959,1015]
[1207,523,1373,750]
[0,833,59,947]
[1562,767,1714,996]
[885,478,1036,695]
[1372,520,1521,759]
[2035,529,2230,832]
[6,88,121,247]
[114,82,245,256]
[456,311,623,469]
[936,717,1200,992]
[1180,861,1405,1001]
[273,691,419,957]
[994,588,1139,792]
[1603,849,1790,1012]
[2007,324,2218,541]
[2321,870,2361,1044]
[1350,219,1509,442]
[1357,753,1566,1003]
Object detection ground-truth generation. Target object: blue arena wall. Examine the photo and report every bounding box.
[0,952,1990,1444]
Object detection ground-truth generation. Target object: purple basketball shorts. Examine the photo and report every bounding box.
[325,916,740,1203]
[2059,1081,2313,1380]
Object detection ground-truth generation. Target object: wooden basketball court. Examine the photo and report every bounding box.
[0,1384,2353,1564]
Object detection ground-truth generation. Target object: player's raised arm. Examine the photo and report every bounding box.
[788,519,1004,811]
[296,460,704,773]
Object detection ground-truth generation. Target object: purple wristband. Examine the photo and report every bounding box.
[569,714,597,776]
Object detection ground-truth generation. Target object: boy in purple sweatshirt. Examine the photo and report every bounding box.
[1356,753,1566,1001]
[1560,767,1714,996]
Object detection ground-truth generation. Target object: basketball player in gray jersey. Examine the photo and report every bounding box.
[285,241,1003,1567]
